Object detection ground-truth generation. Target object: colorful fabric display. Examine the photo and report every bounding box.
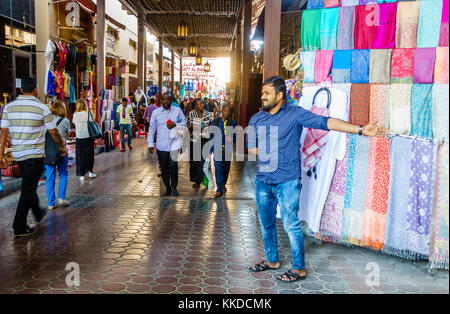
[359,0,377,3]
[372,2,397,49]
[417,0,444,48]
[351,49,370,83]
[432,84,449,141]
[354,4,377,49]
[300,51,316,83]
[395,0,419,48]
[389,83,412,135]
[361,137,390,251]
[410,84,433,138]
[314,50,334,83]
[307,0,325,9]
[341,134,370,246]
[369,49,392,83]
[429,143,449,270]
[413,48,436,84]
[331,50,352,83]
[439,0,449,46]
[434,47,449,84]
[301,9,322,51]
[350,83,370,125]
[369,84,389,127]
[337,6,355,50]
[391,48,415,83]
[320,7,339,50]
[324,0,341,7]
[342,0,358,5]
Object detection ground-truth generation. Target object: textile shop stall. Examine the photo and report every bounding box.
[279,0,449,270]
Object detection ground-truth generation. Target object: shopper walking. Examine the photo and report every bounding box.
[72,99,97,182]
[144,98,158,132]
[187,98,213,188]
[0,77,66,237]
[209,104,236,198]
[44,101,71,210]
[247,76,387,282]
[117,97,133,152]
[148,92,186,196]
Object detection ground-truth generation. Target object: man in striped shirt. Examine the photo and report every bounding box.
[0,77,66,237]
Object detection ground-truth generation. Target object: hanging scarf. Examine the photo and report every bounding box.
[307,0,324,9]
[372,3,397,49]
[331,50,352,83]
[350,83,370,125]
[391,48,415,83]
[434,47,449,84]
[342,0,358,5]
[337,6,355,50]
[314,50,334,83]
[301,9,321,51]
[395,1,419,48]
[432,84,449,142]
[429,143,449,270]
[361,137,391,251]
[369,49,392,84]
[417,0,443,48]
[413,48,436,84]
[320,7,340,50]
[389,84,412,135]
[411,84,433,138]
[354,4,377,49]
[351,49,370,83]
[300,51,316,83]
[122,104,128,119]
[369,84,389,127]
[439,0,449,46]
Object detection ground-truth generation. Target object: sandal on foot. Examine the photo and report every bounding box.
[276,269,307,282]
[249,260,279,272]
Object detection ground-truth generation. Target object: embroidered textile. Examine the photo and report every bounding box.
[350,83,370,125]
[307,0,325,9]
[410,84,433,138]
[369,84,389,127]
[395,1,419,48]
[389,83,412,135]
[331,50,352,83]
[351,49,370,83]
[391,48,415,83]
[320,7,340,50]
[369,49,392,83]
[337,6,355,50]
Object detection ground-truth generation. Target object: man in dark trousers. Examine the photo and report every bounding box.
[0,77,67,237]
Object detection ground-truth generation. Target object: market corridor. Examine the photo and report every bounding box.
[0,139,448,294]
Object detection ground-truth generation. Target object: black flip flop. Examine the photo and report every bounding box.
[276,269,307,282]
[249,260,279,272]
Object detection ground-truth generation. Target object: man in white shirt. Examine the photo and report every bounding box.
[117,97,134,152]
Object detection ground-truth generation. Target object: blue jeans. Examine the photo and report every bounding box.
[255,178,305,270]
[119,124,132,149]
[214,159,231,193]
[45,155,69,207]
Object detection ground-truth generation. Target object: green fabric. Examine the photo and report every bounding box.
[301,9,321,51]
[202,174,209,188]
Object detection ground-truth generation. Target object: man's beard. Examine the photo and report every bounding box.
[261,100,277,111]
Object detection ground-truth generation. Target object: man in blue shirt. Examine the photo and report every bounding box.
[247,76,386,282]
[148,92,186,196]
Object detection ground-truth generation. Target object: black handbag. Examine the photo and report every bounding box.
[87,111,103,139]
[44,118,64,166]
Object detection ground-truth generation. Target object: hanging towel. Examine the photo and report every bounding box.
[389,83,412,135]
[337,6,355,50]
[417,0,444,48]
[354,4,377,49]
[411,84,433,138]
[341,134,370,246]
[331,50,352,83]
[369,49,392,84]
[391,48,415,83]
[369,84,389,127]
[372,3,397,49]
[300,51,316,83]
[361,137,390,251]
[350,83,370,125]
[414,48,436,84]
[351,49,370,83]
[434,47,449,84]
[432,84,450,142]
[307,0,325,9]
[320,7,340,50]
[395,1,419,48]
[439,0,449,46]
[314,50,334,83]
[429,143,449,270]
[342,0,358,5]
[405,140,437,258]
[301,9,322,51]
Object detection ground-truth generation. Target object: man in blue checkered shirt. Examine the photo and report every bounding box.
[247,76,386,282]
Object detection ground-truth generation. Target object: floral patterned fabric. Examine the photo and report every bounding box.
[350,84,370,125]
[351,49,370,83]
[410,84,433,138]
[389,84,412,135]
[395,1,419,48]
[369,84,389,127]
[369,49,392,84]
[337,6,355,50]
[391,48,415,83]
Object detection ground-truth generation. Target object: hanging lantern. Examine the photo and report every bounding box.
[195,54,202,66]
[177,21,188,40]
[204,60,211,72]
[189,42,198,56]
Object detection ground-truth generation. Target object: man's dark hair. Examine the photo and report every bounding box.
[262,76,286,100]
[122,97,128,102]
[21,77,37,93]
[150,98,156,104]
[163,92,175,102]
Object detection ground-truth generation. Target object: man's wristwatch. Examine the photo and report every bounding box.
[358,125,364,136]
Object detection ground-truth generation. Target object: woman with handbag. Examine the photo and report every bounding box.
[45,101,71,210]
[72,99,97,182]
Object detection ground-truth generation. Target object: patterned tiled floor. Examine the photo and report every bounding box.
[0,138,448,294]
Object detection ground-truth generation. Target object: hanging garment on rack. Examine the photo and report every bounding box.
[354,4,377,49]
[340,134,371,246]
[429,143,449,270]
[351,49,370,83]
[361,137,391,251]
[411,84,433,138]
[46,70,56,97]
[369,49,392,84]
[359,0,377,3]
[414,48,436,84]
[331,50,352,83]
[349,83,370,125]
[68,74,76,104]
[417,0,444,48]
[307,0,324,9]
[372,3,397,49]
[434,47,449,84]
[432,84,449,142]
[301,9,321,51]
[439,0,449,46]
[391,48,415,83]
[44,40,56,96]
[395,1,419,48]
[320,7,339,50]
[337,6,355,50]
[389,83,412,135]
[369,84,389,128]
[53,41,60,70]
[300,51,316,83]
[298,85,349,233]
[314,50,334,83]
[341,0,358,5]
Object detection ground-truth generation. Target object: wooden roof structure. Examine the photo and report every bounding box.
[120,0,245,58]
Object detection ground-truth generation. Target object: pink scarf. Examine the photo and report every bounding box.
[314,50,334,83]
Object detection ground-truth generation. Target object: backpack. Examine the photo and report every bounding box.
[44,118,64,166]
